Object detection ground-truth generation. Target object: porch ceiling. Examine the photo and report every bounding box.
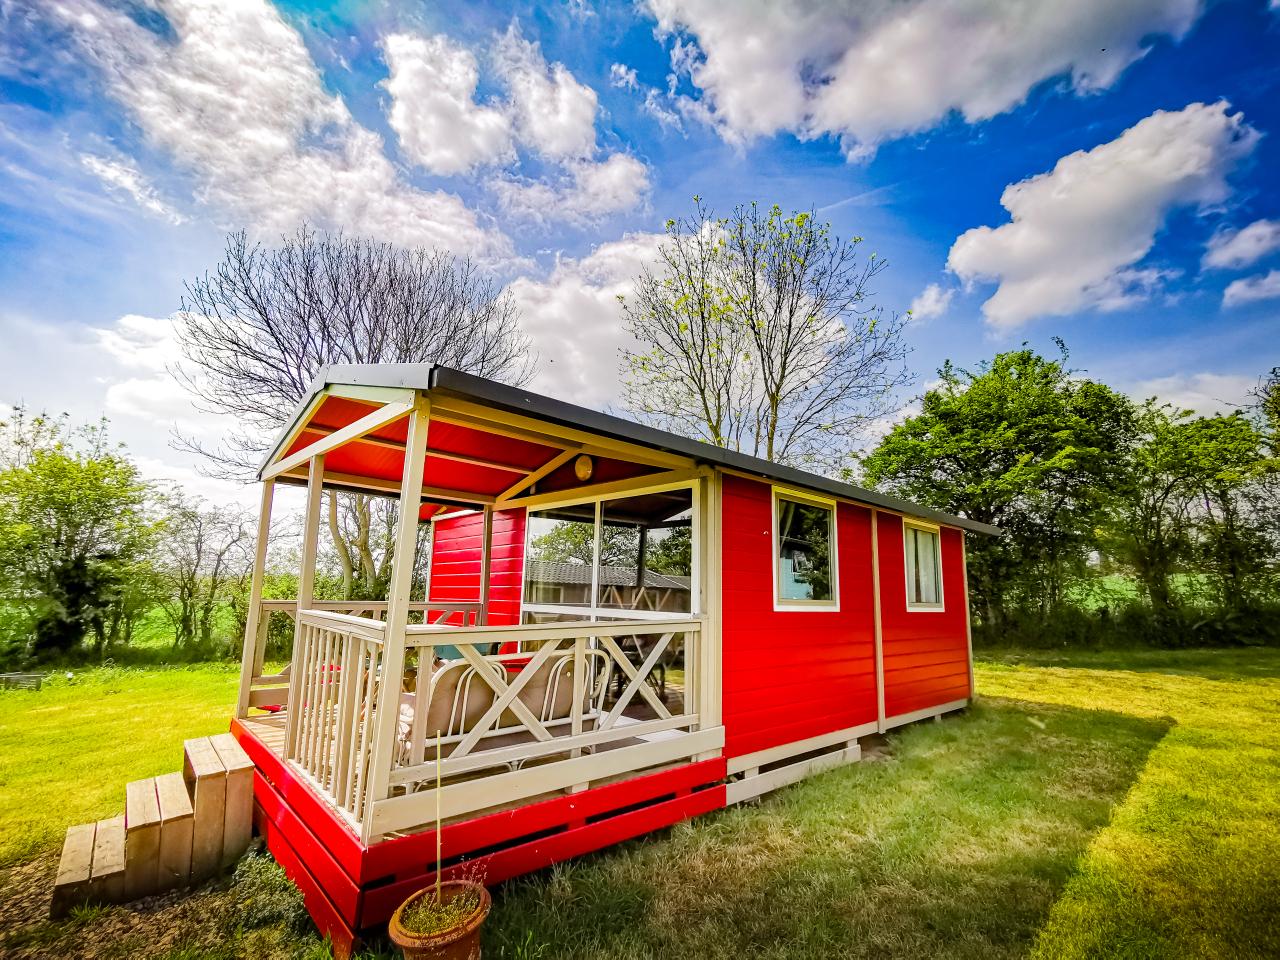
[270,392,661,515]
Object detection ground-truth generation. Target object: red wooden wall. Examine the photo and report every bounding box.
[875,515,972,717]
[719,474,878,759]
[427,508,526,625]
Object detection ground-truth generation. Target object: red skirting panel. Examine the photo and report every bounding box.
[234,719,727,939]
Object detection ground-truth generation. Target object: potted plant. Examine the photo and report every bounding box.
[388,733,491,959]
[388,875,490,959]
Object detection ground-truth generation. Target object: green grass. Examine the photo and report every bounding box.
[3,650,1278,958]
[0,664,240,866]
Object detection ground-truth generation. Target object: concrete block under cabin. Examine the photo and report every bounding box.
[183,736,228,881]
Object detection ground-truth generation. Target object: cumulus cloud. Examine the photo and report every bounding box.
[647,0,1203,155]
[46,0,509,258]
[493,154,650,226]
[1130,372,1255,415]
[381,33,514,176]
[610,63,639,90]
[1203,219,1280,270]
[947,101,1257,328]
[79,154,186,224]
[506,233,667,408]
[494,24,598,160]
[908,283,954,321]
[1223,270,1280,307]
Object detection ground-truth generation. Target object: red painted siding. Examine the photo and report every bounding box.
[875,515,972,717]
[720,474,878,759]
[427,508,526,625]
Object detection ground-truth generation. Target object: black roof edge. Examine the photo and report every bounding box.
[261,363,1000,537]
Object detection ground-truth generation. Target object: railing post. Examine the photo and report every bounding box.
[236,479,275,718]
[364,396,430,838]
[285,455,325,758]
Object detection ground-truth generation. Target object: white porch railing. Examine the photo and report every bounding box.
[277,611,717,837]
[240,599,482,713]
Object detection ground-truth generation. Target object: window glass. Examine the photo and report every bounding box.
[598,490,693,614]
[776,497,833,602]
[905,526,942,606]
[523,507,595,619]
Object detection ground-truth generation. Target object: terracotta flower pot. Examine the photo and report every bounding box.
[388,880,491,960]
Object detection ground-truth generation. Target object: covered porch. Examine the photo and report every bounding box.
[233,366,724,846]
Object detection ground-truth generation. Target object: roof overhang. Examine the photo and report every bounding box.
[257,363,1000,537]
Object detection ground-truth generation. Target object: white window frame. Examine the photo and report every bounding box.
[520,476,702,623]
[903,519,945,612]
[772,486,839,612]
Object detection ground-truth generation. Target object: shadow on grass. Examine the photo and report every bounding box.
[480,699,1170,960]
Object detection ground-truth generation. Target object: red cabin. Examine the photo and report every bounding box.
[230,364,996,954]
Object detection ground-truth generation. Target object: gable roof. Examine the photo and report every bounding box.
[266,362,1000,536]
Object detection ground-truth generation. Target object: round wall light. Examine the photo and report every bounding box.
[574,454,594,482]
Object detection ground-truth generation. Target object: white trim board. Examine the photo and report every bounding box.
[725,721,877,776]
[726,743,862,805]
[881,698,969,730]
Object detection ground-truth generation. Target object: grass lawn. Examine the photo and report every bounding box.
[2,648,1277,958]
[0,665,241,866]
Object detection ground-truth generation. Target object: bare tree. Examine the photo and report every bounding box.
[155,499,252,651]
[177,226,534,472]
[620,200,909,470]
[175,226,535,599]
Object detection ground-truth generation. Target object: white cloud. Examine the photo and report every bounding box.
[643,89,685,133]
[0,310,252,505]
[947,101,1257,328]
[1223,269,1280,307]
[48,0,509,258]
[381,33,514,176]
[647,0,1204,155]
[1130,372,1254,415]
[494,24,598,160]
[908,283,954,321]
[610,63,639,90]
[506,232,667,408]
[1203,219,1280,270]
[492,153,650,225]
[79,154,186,224]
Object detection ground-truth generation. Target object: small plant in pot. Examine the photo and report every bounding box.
[389,733,491,959]
[389,869,490,960]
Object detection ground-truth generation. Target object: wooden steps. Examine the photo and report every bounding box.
[51,734,255,918]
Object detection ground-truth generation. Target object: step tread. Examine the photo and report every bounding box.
[183,736,226,782]
[54,822,96,887]
[125,777,162,829]
[155,771,194,822]
[91,816,125,879]
[210,732,254,774]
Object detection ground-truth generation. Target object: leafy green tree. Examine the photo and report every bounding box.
[0,413,158,658]
[620,199,909,469]
[861,344,1134,629]
[529,520,638,567]
[155,498,252,651]
[1105,406,1276,621]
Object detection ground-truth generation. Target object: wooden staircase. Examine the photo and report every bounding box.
[51,733,254,918]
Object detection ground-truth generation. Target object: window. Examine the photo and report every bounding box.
[774,491,837,608]
[522,486,696,621]
[904,522,943,609]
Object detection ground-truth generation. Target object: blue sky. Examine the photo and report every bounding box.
[1,0,1278,501]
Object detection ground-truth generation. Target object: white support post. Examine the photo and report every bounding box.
[697,470,721,735]
[364,397,430,837]
[871,510,887,734]
[235,480,276,718]
[479,505,493,626]
[961,532,975,702]
[285,455,325,757]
